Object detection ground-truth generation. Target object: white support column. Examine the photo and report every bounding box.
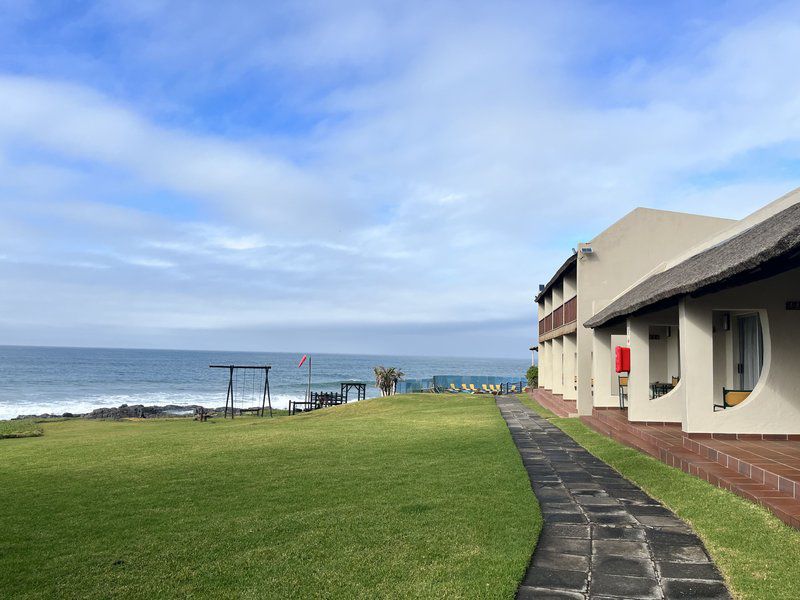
[540,340,551,389]
[592,328,613,407]
[563,334,577,400]
[576,325,593,415]
[680,298,715,432]
[552,336,565,395]
[627,316,651,422]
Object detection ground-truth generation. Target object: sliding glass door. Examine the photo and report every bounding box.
[738,314,763,390]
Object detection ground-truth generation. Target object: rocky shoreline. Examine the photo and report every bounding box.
[12,403,263,420]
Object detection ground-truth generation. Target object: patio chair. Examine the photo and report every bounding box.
[461,383,470,392]
[714,388,751,411]
[469,383,479,393]
[448,383,460,393]
[482,384,491,394]
[618,376,628,409]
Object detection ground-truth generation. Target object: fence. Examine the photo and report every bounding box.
[396,375,526,394]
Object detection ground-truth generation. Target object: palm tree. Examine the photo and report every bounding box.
[373,366,405,396]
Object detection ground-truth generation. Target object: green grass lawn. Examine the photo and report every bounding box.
[0,394,539,599]
[519,394,800,600]
[0,418,43,439]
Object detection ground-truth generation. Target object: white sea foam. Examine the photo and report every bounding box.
[0,392,309,420]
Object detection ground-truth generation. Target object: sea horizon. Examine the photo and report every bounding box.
[0,345,529,420]
[0,343,528,363]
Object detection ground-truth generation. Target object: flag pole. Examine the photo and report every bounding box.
[307,356,312,406]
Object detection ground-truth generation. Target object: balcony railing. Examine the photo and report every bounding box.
[563,295,577,324]
[552,305,564,328]
[538,295,578,337]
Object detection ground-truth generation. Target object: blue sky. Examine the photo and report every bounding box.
[1,0,799,358]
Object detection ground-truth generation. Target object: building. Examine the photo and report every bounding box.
[585,189,800,435]
[533,189,800,527]
[535,208,735,416]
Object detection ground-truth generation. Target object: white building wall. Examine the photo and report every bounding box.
[575,209,735,416]
[563,270,577,299]
[680,268,800,434]
[552,279,563,308]
[627,313,684,424]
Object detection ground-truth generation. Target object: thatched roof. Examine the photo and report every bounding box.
[584,201,800,328]
[535,253,577,303]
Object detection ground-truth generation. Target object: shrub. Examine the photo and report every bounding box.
[526,365,538,387]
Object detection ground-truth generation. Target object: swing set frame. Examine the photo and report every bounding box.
[209,365,273,418]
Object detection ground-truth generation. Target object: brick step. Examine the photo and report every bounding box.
[579,415,613,437]
[604,422,663,459]
[531,389,577,418]
[582,413,800,528]
[658,444,800,526]
[682,436,800,500]
[582,415,663,457]
[591,409,677,451]
[595,410,798,500]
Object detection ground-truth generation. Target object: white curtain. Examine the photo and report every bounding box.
[738,314,763,390]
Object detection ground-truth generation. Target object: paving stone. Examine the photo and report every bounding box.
[590,573,661,599]
[517,586,585,600]
[581,505,628,514]
[662,579,732,599]
[592,525,646,541]
[548,524,591,539]
[651,544,710,564]
[646,529,699,546]
[584,512,639,526]
[522,567,588,591]
[627,505,675,517]
[637,515,688,528]
[533,550,590,572]
[541,504,584,515]
[593,539,650,559]
[593,555,655,578]
[657,561,723,580]
[544,512,589,524]
[496,398,730,600]
[576,496,621,506]
[536,535,591,556]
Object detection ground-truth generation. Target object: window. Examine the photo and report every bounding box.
[737,313,763,391]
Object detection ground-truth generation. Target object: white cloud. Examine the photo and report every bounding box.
[1,2,800,355]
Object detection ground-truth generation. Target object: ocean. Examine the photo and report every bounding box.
[0,346,529,419]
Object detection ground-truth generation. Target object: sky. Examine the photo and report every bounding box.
[1,0,800,359]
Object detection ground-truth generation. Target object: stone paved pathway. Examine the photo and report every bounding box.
[497,397,731,600]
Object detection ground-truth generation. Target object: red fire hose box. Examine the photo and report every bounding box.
[615,346,630,373]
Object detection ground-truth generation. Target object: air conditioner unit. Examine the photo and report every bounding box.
[580,246,594,255]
